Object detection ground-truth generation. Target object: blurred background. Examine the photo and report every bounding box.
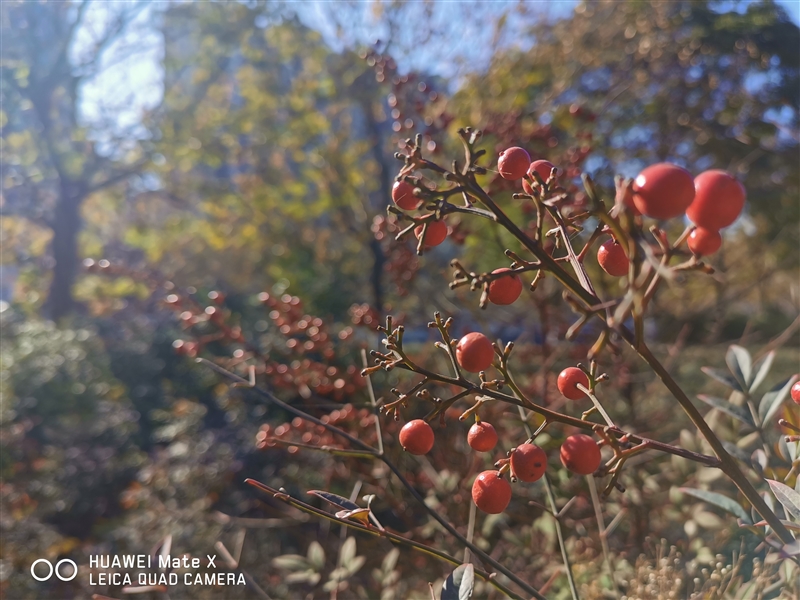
[1,1,799,598]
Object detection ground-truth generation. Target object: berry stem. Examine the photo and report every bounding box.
[576,383,615,427]
[379,320,721,466]
[361,349,384,457]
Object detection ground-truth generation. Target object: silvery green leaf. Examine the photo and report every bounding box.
[766,479,800,521]
[778,435,792,462]
[345,556,365,577]
[697,394,754,427]
[758,377,796,424]
[382,548,399,573]
[679,488,752,524]
[441,563,474,600]
[701,366,742,391]
[748,351,774,392]
[751,449,768,476]
[307,541,325,571]
[340,537,356,566]
[272,555,311,571]
[286,571,320,585]
[726,345,751,391]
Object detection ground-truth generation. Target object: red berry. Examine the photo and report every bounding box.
[471,470,512,514]
[488,268,523,305]
[522,160,558,194]
[456,332,495,373]
[414,220,447,247]
[467,421,498,452]
[687,170,746,230]
[597,239,629,277]
[398,419,434,455]
[497,147,531,180]
[392,180,420,210]
[557,367,589,400]
[510,444,547,483]
[560,434,601,475]
[632,163,695,219]
[687,227,722,256]
[791,380,800,405]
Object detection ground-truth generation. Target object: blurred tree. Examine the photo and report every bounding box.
[125,3,398,318]
[0,1,153,320]
[453,0,799,244]
[446,0,799,341]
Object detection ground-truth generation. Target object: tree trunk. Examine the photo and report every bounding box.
[361,100,391,315]
[45,182,82,321]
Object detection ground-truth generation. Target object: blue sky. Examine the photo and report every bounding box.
[77,0,800,138]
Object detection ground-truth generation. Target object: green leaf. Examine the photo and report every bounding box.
[697,395,754,427]
[750,449,768,476]
[766,479,800,521]
[344,555,365,577]
[286,571,321,585]
[307,541,325,571]
[777,435,797,462]
[441,563,474,600]
[381,548,399,573]
[272,555,311,571]
[748,351,774,392]
[758,376,796,424]
[340,537,356,566]
[726,345,751,390]
[701,366,742,391]
[679,488,752,524]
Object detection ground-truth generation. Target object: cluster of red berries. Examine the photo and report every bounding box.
[391,180,450,249]
[259,292,337,358]
[378,146,748,517]
[495,148,746,278]
[466,436,601,516]
[258,293,364,400]
[497,147,560,190]
[397,332,603,514]
[257,405,380,452]
[628,163,746,258]
[167,290,243,359]
[168,289,364,401]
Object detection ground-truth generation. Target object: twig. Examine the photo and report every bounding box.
[245,479,526,600]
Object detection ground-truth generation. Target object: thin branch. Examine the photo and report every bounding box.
[196,358,375,453]
[515,404,579,600]
[588,475,618,597]
[199,358,545,599]
[245,479,526,600]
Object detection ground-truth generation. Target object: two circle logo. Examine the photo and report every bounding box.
[30,559,78,582]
